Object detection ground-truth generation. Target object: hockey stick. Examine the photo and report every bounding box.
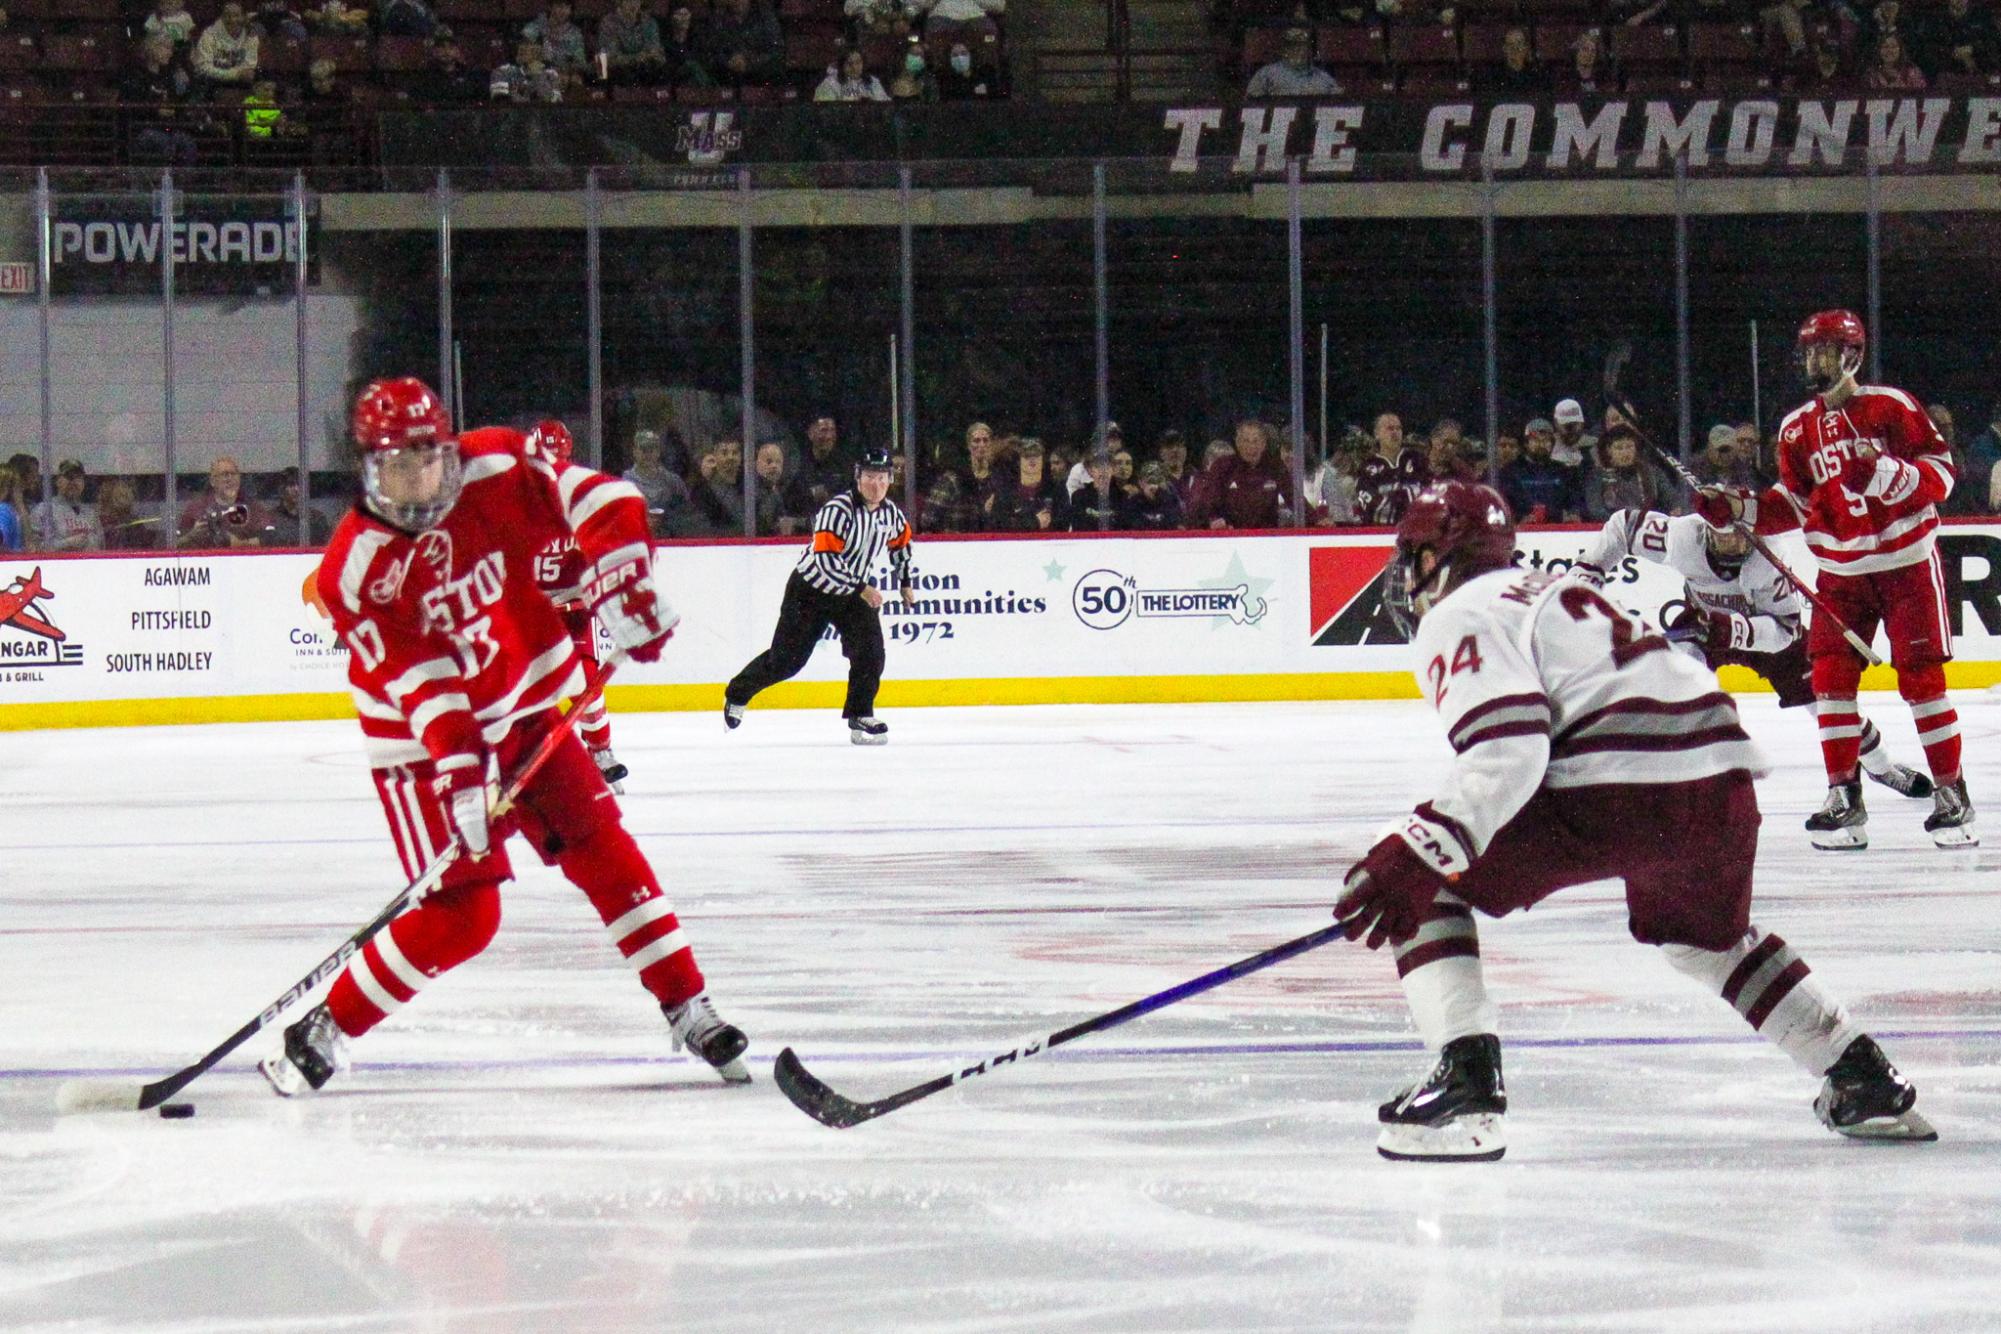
[1601,344,1884,667]
[54,653,625,1115]
[773,919,1353,1128]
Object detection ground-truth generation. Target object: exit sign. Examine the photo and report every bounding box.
[0,262,34,294]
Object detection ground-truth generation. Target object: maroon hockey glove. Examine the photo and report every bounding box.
[1334,833,1452,950]
[585,552,679,664]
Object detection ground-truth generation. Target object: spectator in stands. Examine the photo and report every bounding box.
[1554,28,1615,93]
[1308,425,1369,524]
[6,453,41,507]
[1048,442,1080,492]
[125,37,201,166]
[1355,410,1427,525]
[96,478,156,551]
[887,35,939,99]
[378,0,438,38]
[301,56,349,114]
[846,0,914,39]
[1581,427,1666,521]
[144,0,197,48]
[1426,422,1483,485]
[1866,31,1929,86]
[28,460,99,552]
[1119,462,1183,531]
[1499,417,1581,522]
[0,462,24,552]
[936,39,999,97]
[956,420,999,518]
[919,470,977,533]
[1861,0,1909,51]
[307,0,370,34]
[1111,445,1136,499]
[986,437,1057,531]
[663,5,714,86]
[192,2,261,91]
[1955,401,2001,513]
[1763,0,1828,64]
[1478,27,1546,94]
[687,439,747,535]
[1065,451,1118,531]
[492,38,565,100]
[1790,40,1852,91]
[1066,421,1120,503]
[817,47,891,100]
[1189,419,1292,530]
[598,0,670,84]
[913,0,1005,37]
[1245,26,1341,97]
[1550,398,1594,467]
[259,467,331,546]
[1692,421,1760,488]
[242,77,285,138]
[1152,429,1193,505]
[751,441,812,535]
[622,429,690,531]
[252,0,309,43]
[703,0,784,89]
[411,30,487,102]
[524,0,591,83]
[1923,0,1999,77]
[177,457,269,549]
[801,415,850,507]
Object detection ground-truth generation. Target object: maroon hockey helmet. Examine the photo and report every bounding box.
[1796,309,1866,393]
[1384,481,1517,635]
[526,419,575,469]
[351,377,462,532]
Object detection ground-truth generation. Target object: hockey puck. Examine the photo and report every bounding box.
[157,1103,196,1119]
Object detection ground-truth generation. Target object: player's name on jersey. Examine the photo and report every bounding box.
[106,651,214,674]
[142,565,213,587]
[130,610,213,631]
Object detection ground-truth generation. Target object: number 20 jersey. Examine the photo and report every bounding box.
[1407,566,1769,872]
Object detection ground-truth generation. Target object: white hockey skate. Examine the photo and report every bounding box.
[260,1004,350,1097]
[1805,781,1868,851]
[1375,1034,1508,1163]
[1925,778,1978,849]
[665,992,751,1085]
[591,746,628,795]
[1815,1036,1937,1142]
[848,716,888,746]
[1863,762,1933,800]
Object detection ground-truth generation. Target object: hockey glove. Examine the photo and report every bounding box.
[1571,561,1610,589]
[1694,486,1755,530]
[1335,831,1453,950]
[431,756,492,858]
[585,549,679,664]
[1855,453,1920,505]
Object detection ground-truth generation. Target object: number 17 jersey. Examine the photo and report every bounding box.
[1408,567,1769,870]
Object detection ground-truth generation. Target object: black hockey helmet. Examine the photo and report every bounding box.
[855,447,894,478]
[1383,481,1516,636]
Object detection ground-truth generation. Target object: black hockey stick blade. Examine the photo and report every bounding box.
[773,1048,896,1128]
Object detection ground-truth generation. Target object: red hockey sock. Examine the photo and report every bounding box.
[575,651,612,751]
[1906,695,1961,785]
[559,825,705,1007]
[1814,694,1862,784]
[327,881,503,1038]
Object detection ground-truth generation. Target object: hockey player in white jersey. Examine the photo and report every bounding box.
[1333,481,1933,1161]
[1577,507,1932,845]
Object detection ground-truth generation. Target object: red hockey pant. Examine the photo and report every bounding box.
[1808,553,1960,785]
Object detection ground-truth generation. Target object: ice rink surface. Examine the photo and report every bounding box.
[5,696,2001,1332]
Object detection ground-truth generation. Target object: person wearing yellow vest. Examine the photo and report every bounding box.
[243,77,283,137]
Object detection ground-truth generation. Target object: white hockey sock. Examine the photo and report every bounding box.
[1661,926,1861,1075]
[1393,893,1499,1049]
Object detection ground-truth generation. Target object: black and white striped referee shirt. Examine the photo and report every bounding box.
[795,491,915,595]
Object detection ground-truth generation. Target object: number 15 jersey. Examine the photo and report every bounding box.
[1402,567,1769,877]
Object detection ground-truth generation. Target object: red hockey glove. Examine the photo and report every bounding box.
[585,550,679,664]
[1694,486,1754,530]
[1571,561,1610,589]
[1334,832,1453,950]
[431,754,492,858]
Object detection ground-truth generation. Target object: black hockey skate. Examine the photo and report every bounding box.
[723,700,744,731]
[1924,778,1978,849]
[1864,762,1933,800]
[259,1003,350,1098]
[1376,1034,1508,1162]
[664,992,751,1085]
[1805,780,1867,851]
[591,747,628,795]
[1814,1035,1937,1141]
[848,716,888,746]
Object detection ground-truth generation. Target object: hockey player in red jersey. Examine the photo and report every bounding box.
[1333,481,1932,1161]
[523,419,626,794]
[261,378,750,1097]
[1697,310,1973,850]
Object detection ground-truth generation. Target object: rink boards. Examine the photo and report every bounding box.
[6,523,2001,728]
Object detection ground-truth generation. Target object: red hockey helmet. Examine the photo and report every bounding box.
[1796,309,1866,393]
[526,419,574,469]
[350,377,462,532]
[1384,481,1517,635]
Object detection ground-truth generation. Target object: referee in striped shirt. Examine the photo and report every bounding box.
[724,447,915,744]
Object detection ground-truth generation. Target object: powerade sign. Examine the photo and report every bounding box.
[50,198,318,295]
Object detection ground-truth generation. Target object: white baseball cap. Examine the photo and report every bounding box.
[1553,398,1585,425]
